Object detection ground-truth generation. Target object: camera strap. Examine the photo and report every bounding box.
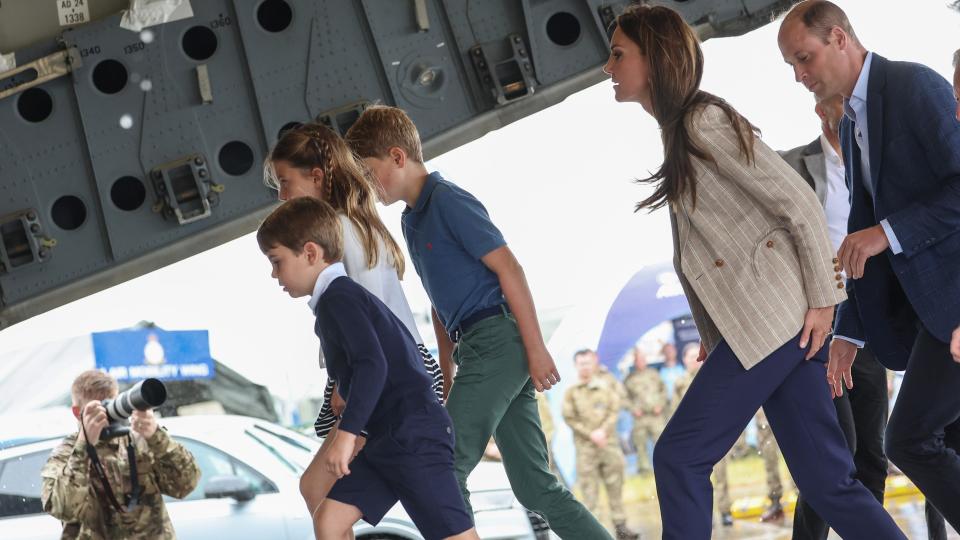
[80,416,142,513]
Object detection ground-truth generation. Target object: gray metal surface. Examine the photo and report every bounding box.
[0,0,796,329]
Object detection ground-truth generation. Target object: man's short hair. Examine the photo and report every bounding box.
[345,105,424,163]
[953,48,960,69]
[783,0,860,46]
[573,348,596,362]
[256,197,343,262]
[71,370,118,405]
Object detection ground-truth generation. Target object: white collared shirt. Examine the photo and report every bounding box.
[841,51,903,255]
[307,262,347,313]
[820,134,850,253]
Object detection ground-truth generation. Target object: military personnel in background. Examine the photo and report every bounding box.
[624,346,667,474]
[41,370,201,539]
[755,407,786,523]
[658,343,686,409]
[563,349,640,540]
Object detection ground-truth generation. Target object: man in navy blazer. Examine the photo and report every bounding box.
[779,0,960,532]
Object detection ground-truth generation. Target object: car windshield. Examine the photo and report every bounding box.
[244,423,317,473]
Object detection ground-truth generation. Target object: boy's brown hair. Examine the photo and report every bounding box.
[71,370,118,406]
[344,105,424,163]
[257,197,343,262]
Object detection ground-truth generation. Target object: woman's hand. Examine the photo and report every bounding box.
[800,306,834,360]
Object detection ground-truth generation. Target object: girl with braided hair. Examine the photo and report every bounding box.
[264,123,444,535]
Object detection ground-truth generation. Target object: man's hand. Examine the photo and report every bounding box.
[331,386,346,417]
[838,225,889,279]
[130,409,158,439]
[589,429,608,448]
[323,431,357,479]
[951,326,960,363]
[800,306,835,360]
[78,401,109,444]
[827,338,857,398]
[527,348,561,392]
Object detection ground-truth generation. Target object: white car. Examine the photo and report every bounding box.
[0,414,548,539]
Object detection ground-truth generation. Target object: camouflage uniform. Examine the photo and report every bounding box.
[755,407,784,506]
[562,376,627,524]
[41,428,201,540]
[537,390,555,446]
[623,367,668,472]
[713,451,733,514]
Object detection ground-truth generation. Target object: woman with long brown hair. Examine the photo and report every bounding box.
[603,5,904,539]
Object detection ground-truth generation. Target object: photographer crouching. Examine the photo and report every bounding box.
[40,370,201,539]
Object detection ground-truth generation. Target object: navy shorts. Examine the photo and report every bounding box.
[327,401,473,540]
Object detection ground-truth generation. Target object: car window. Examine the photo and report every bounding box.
[0,450,50,518]
[245,425,316,473]
[170,438,277,502]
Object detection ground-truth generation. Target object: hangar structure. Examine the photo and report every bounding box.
[0,0,794,329]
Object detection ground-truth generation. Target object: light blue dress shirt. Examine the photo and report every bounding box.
[842,52,903,255]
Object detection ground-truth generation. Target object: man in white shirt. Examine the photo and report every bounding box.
[780,95,891,540]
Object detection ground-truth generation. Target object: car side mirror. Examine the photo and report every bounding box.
[204,475,255,502]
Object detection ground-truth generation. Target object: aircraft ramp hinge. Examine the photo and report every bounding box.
[0,209,55,275]
[469,34,536,106]
[150,154,220,225]
[316,100,372,137]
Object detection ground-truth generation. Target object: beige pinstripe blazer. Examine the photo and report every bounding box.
[669,104,846,370]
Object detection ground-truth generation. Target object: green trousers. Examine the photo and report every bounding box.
[448,312,612,540]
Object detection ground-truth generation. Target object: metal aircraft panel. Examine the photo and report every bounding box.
[0,0,797,329]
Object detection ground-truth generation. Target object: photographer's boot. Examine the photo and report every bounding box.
[614,522,640,540]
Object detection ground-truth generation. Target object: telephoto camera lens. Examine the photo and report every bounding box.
[103,378,167,422]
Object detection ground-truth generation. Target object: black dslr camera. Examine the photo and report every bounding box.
[99,378,167,440]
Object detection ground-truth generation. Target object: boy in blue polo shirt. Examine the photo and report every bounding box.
[257,197,478,540]
[347,106,613,539]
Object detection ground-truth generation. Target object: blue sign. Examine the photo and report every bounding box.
[93,328,214,382]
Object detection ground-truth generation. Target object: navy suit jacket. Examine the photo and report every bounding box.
[836,54,960,370]
[313,275,436,436]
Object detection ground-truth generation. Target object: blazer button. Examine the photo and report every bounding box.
[766,240,775,248]
[837,282,844,289]
[832,257,839,264]
[835,274,843,280]
[715,259,724,267]
[834,265,841,272]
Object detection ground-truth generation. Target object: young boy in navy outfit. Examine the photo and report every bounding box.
[347,106,613,539]
[257,197,479,540]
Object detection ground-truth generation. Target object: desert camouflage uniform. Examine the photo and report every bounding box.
[563,376,627,523]
[624,367,668,472]
[41,428,200,539]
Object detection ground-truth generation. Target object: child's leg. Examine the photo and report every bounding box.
[495,380,612,539]
[370,401,477,540]
[301,425,366,534]
[445,317,530,511]
[323,447,399,539]
[454,314,611,538]
[313,498,362,540]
